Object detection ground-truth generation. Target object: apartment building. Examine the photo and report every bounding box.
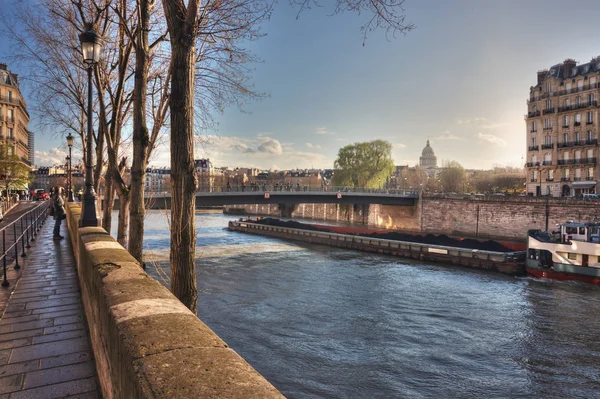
[526,57,600,197]
[0,63,31,167]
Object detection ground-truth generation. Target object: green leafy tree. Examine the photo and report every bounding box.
[333,140,395,188]
[0,145,31,196]
[439,160,466,192]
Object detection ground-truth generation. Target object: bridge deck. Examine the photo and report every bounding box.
[0,207,100,398]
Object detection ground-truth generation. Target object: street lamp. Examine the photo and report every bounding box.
[79,24,102,227]
[66,133,74,202]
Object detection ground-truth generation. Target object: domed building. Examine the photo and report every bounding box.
[419,140,437,171]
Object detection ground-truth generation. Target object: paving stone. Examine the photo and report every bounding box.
[0,360,39,378]
[9,377,97,399]
[0,315,39,326]
[0,330,43,343]
[43,323,85,335]
[0,350,11,365]
[40,352,92,370]
[39,309,82,320]
[10,337,90,363]
[23,361,95,389]
[0,319,53,335]
[31,304,81,315]
[25,297,80,311]
[64,391,99,399]
[0,338,32,350]
[1,310,32,319]
[0,373,23,394]
[33,329,86,345]
[52,315,84,326]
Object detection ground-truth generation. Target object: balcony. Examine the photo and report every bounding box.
[543,127,553,131]
[530,129,537,133]
[557,101,598,113]
[586,176,595,181]
[575,157,597,165]
[541,143,554,150]
[557,142,572,148]
[528,145,539,151]
[574,177,582,181]
[543,108,555,115]
[530,178,537,182]
[527,111,541,118]
[546,177,554,182]
[558,159,575,165]
[587,121,594,125]
[562,125,570,129]
[542,161,553,166]
[561,177,571,182]
[574,122,581,126]
[525,162,540,167]
[557,139,597,148]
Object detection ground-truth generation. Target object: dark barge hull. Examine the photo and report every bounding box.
[228,221,526,276]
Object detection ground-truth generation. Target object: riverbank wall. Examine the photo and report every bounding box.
[228,221,525,276]
[225,196,600,242]
[65,203,283,399]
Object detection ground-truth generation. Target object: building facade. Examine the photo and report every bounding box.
[0,63,31,167]
[526,57,600,197]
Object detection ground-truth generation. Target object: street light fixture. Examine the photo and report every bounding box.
[79,24,102,227]
[66,133,74,202]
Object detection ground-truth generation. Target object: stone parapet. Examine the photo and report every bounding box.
[65,203,283,399]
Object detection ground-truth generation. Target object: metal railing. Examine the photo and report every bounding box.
[0,201,51,287]
[195,185,420,196]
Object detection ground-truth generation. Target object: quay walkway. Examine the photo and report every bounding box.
[0,203,100,398]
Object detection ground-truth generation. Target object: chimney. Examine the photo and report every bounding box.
[592,55,600,64]
[537,69,548,85]
[12,74,18,84]
[563,58,577,77]
[0,63,6,71]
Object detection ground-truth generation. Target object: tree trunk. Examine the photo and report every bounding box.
[169,42,198,313]
[117,193,130,247]
[102,172,115,232]
[128,0,151,264]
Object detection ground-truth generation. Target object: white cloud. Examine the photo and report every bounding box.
[456,118,471,125]
[393,143,406,149]
[35,148,68,167]
[476,132,507,146]
[257,139,283,154]
[481,122,510,129]
[315,127,334,135]
[306,143,322,149]
[434,131,461,140]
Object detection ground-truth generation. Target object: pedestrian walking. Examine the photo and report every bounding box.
[52,186,66,240]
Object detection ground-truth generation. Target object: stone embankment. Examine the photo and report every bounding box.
[225,195,600,242]
[65,203,283,399]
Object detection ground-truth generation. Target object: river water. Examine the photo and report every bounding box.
[120,210,600,399]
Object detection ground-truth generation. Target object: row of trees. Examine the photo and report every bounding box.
[3,0,414,311]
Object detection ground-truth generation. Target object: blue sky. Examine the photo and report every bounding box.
[3,0,600,170]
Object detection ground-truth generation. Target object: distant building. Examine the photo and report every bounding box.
[525,57,600,197]
[419,140,437,173]
[0,63,31,167]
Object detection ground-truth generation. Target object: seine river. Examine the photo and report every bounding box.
[119,210,600,398]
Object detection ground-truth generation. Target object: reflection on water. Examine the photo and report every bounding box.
[112,211,600,398]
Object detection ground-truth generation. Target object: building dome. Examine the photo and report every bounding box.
[422,140,435,157]
[419,140,437,169]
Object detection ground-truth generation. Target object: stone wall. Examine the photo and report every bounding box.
[65,203,283,399]
[225,196,600,242]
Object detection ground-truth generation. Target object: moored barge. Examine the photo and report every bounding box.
[228,218,526,276]
[527,221,600,284]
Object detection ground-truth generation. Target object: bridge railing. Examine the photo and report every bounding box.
[196,184,419,196]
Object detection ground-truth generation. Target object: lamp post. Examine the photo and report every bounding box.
[79,25,102,227]
[66,133,74,202]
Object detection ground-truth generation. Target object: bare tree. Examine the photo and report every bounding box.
[162,0,413,311]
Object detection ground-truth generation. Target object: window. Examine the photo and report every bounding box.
[575,132,581,142]
[587,111,593,124]
[544,118,552,129]
[565,98,571,107]
[532,137,537,146]
[587,149,594,158]
[544,153,552,163]
[7,128,12,138]
[7,91,11,101]
[532,154,538,163]
[7,109,13,122]
[533,170,538,180]
[576,168,581,178]
[532,104,537,112]
[588,167,594,179]
[545,99,552,109]
[575,114,581,124]
[546,82,552,93]
[578,80,584,89]
[591,77,597,85]
[588,130,593,141]
[545,135,552,145]
[563,133,569,144]
[563,115,569,127]
[548,170,554,179]
[563,152,570,161]
[531,121,537,132]
[575,96,581,105]
[589,93,595,104]
[566,82,572,91]
[565,169,570,178]
[575,150,581,160]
